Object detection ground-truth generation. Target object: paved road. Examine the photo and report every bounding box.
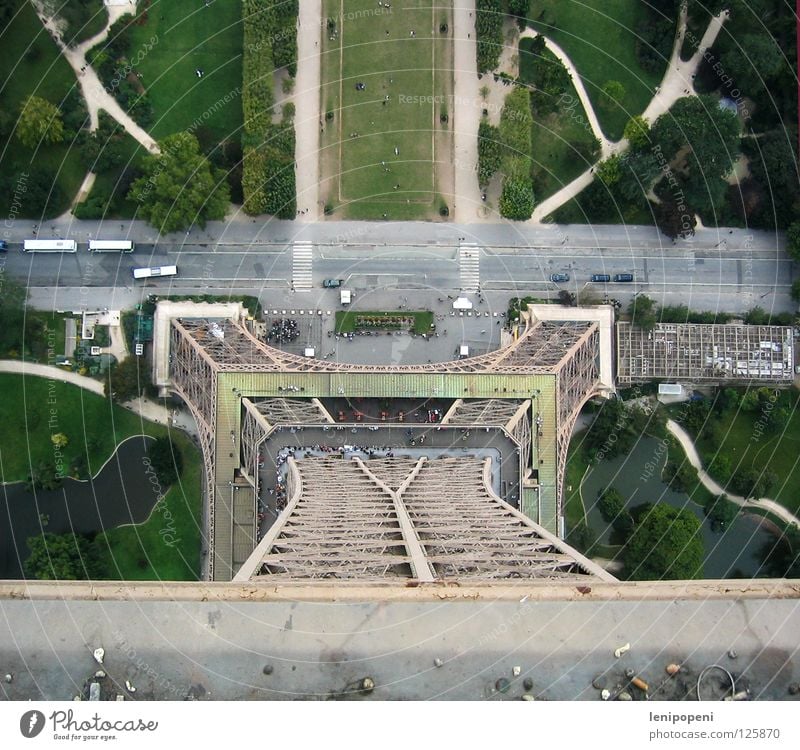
[1,220,794,314]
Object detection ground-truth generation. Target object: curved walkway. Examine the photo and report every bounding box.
[531,6,729,222]
[667,419,800,530]
[0,360,105,395]
[29,0,159,153]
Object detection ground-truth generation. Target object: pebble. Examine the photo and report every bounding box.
[523,677,534,691]
[617,691,633,701]
[521,693,535,701]
[125,680,136,693]
[592,674,607,690]
[728,649,738,659]
[788,683,800,696]
[434,658,443,668]
[94,670,106,679]
[614,643,630,659]
[4,674,12,684]
[262,665,274,675]
[600,689,611,701]
[512,666,521,677]
[624,668,635,679]
[361,677,375,693]
[666,663,681,676]
[495,678,510,693]
[93,648,105,664]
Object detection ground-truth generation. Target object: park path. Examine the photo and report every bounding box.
[530,6,729,222]
[667,419,800,530]
[29,0,159,153]
[452,0,486,223]
[294,0,322,221]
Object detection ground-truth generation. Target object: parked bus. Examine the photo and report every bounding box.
[22,239,77,253]
[132,265,177,279]
[88,240,134,253]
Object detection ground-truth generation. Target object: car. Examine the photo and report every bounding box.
[550,273,570,283]
[323,278,342,288]
[590,274,611,282]
[614,273,634,282]
[0,240,7,252]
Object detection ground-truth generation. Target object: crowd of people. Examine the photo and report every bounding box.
[266,318,300,345]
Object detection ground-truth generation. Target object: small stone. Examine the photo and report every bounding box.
[262,665,274,675]
[115,695,125,701]
[3,674,12,684]
[94,670,106,679]
[523,677,534,691]
[592,674,608,690]
[361,677,375,693]
[617,691,632,701]
[788,683,800,696]
[600,689,611,701]
[521,693,535,701]
[512,666,521,677]
[614,643,630,659]
[728,649,738,660]
[125,680,136,693]
[624,668,635,679]
[666,663,681,676]
[495,677,510,693]
[433,658,443,668]
[93,648,105,664]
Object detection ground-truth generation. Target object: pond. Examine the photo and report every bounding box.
[578,437,776,578]
[0,435,159,579]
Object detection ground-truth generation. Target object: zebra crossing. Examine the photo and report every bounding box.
[291,241,313,289]
[458,243,481,293]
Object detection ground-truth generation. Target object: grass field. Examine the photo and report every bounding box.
[126,2,243,141]
[0,374,202,580]
[518,39,601,201]
[336,310,434,335]
[0,0,86,216]
[526,0,664,141]
[321,0,451,219]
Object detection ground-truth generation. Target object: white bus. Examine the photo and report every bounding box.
[88,240,134,253]
[132,265,177,279]
[22,239,77,253]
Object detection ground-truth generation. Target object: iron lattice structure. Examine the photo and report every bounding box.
[168,309,609,581]
[235,456,612,582]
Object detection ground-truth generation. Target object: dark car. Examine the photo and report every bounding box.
[0,240,7,252]
[614,273,634,282]
[322,278,342,288]
[590,274,611,282]
[550,273,570,282]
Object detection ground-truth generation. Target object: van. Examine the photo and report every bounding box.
[590,274,611,282]
[614,273,634,282]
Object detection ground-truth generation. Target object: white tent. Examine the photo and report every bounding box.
[452,297,473,310]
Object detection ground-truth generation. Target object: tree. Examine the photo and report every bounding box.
[704,494,738,531]
[147,437,183,486]
[786,222,800,262]
[51,433,69,449]
[720,32,784,95]
[105,356,147,402]
[477,121,502,186]
[25,461,63,492]
[623,115,651,149]
[128,132,230,232]
[731,466,777,498]
[627,294,657,331]
[499,175,534,220]
[596,155,622,186]
[24,532,100,580]
[16,95,64,148]
[624,504,703,580]
[476,0,503,72]
[600,80,625,110]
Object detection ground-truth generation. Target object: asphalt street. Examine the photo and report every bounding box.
[1,219,794,315]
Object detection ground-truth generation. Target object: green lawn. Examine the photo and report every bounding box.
[335,310,435,335]
[126,1,243,141]
[0,0,86,216]
[519,39,601,201]
[95,430,202,581]
[683,392,800,514]
[0,373,202,580]
[322,0,450,219]
[525,0,664,140]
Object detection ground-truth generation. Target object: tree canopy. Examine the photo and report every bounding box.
[624,504,704,580]
[16,95,64,149]
[128,132,229,233]
[147,437,183,486]
[25,532,100,580]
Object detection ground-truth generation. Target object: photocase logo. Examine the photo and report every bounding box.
[19,710,45,738]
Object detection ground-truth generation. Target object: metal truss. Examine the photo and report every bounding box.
[252,397,333,425]
[443,399,527,425]
[239,456,613,582]
[173,317,596,374]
